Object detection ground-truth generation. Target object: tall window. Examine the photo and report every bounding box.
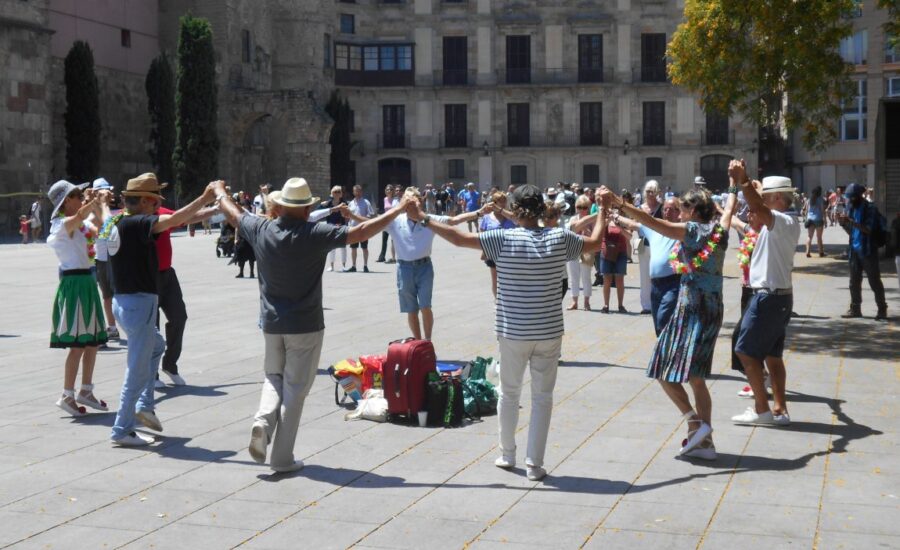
[383,105,405,148]
[340,14,355,34]
[443,36,468,85]
[507,103,530,146]
[364,46,378,71]
[511,165,528,185]
[241,29,251,62]
[886,36,899,63]
[324,34,332,68]
[579,102,603,146]
[121,29,131,49]
[641,33,667,82]
[583,164,600,184]
[642,102,666,145]
[888,77,900,97]
[841,80,867,141]
[705,110,729,145]
[646,157,662,177]
[448,159,465,179]
[506,35,531,83]
[444,104,467,147]
[840,30,868,65]
[578,35,603,83]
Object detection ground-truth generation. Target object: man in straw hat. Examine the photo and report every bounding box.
[107,173,219,446]
[731,163,801,428]
[213,177,410,473]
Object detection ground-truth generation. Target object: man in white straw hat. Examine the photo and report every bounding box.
[213,177,411,473]
[91,178,119,341]
[731,163,801,428]
[107,173,219,446]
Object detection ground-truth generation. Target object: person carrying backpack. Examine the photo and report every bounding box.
[838,183,887,320]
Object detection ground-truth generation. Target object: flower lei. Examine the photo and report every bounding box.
[737,228,758,269]
[668,224,724,275]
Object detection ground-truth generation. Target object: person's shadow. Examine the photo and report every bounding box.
[154,381,257,404]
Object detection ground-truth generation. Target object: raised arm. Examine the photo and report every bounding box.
[419,201,482,249]
[153,182,217,234]
[733,160,774,229]
[214,181,243,228]
[599,186,687,242]
[63,195,100,236]
[447,205,487,226]
[345,196,409,244]
[570,212,599,233]
[581,203,608,254]
[613,213,641,233]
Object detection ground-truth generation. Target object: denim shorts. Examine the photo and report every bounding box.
[397,259,434,312]
[600,255,627,275]
[650,275,680,336]
[735,292,793,359]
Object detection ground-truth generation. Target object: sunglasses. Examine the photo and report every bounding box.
[576,206,589,210]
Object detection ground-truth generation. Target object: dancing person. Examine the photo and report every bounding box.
[480,191,517,297]
[418,184,605,480]
[214,177,409,472]
[347,185,374,272]
[108,174,217,446]
[732,168,802,427]
[566,195,595,310]
[376,185,398,263]
[46,180,109,416]
[320,186,348,271]
[838,183,888,320]
[804,186,826,258]
[637,180,663,314]
[92,178,120,341]
[600,177,736,460]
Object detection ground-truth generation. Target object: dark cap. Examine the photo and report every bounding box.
[511,184,545,215]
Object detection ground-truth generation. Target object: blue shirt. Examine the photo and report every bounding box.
[807,197,824,222]
[639,225,678,279]
[460,190,480,212]
[848,202,877,256]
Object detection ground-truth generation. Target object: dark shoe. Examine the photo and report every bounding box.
[640,309,651,315]
[841,308,862,319]
[376,257,385,263]
[235,273,244,278]
[363,266,370,273]
[806,252,811,258]
[592,276,602,287]
[600,306,609,314]
[618,306,628,313]
[343,266,357,273]
[875,308,888,321]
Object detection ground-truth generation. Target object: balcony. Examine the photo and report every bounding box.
[505,67,532,84]
[441,132,471,148]
[335,69,414,87]
[434,69,476,86]
[502,132,609,148]
[638,130,671,146]
[498,67,614,85]
[378,133,409,150]
[636,65,668,83]
[702,129,735,146]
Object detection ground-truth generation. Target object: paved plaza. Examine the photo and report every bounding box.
[0,226,897,549]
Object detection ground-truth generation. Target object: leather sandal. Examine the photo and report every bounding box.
[56,394,87,417]
[679,411,712,455]
[76,384,108,411]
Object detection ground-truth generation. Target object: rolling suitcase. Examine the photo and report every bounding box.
[384,338,436,422]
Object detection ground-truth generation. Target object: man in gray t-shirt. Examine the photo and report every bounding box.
[214,178,408,473]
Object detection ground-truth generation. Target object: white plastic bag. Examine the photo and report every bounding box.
[344,389,388,422]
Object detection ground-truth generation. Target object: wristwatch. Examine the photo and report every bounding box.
[421,214,431,227]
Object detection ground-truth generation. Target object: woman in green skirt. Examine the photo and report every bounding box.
[46,180,110,416]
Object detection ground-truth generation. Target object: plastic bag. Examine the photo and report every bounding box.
[345,389,388,422]
[358,354,385,392]
[332,358,364,377]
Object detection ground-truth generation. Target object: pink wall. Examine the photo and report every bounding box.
[49,0,159,75]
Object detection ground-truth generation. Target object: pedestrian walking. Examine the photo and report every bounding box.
[838,183,888,320]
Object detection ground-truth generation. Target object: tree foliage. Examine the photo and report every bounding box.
[668,0,857,152]
[173,15,219,199]
[325,91,353,191]
[146,53,176,186]
[880,0,900,48]
[64,41,101,182]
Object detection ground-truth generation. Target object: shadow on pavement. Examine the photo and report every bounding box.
[787,316,895,360]
[154,381,257,404]
[149,435,239,462]
[559,361,644,371]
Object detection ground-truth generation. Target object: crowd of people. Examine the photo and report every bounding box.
[41,161,895,478]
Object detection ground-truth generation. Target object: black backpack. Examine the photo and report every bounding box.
[425,374,465,428]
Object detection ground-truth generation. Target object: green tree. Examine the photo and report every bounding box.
[146,53,176,186]
[173,15,219,199]
[880,1,900,48]
[668,0,857,157]
[64,41,101,182]
[325,91,353,191]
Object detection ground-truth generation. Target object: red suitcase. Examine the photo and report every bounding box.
[383,338,436,421]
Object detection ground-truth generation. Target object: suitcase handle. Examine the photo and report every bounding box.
[389,337,417,346]
[393,364,401,398]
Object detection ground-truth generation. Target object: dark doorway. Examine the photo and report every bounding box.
[378,158,412,206]
[700,154,733,192]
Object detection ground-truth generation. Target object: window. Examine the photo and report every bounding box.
[364,46,378,71]
[448,159,465,179]
[583,164,600,185]
[506,35,531,83]
[336,44,349,70]
[511,165,528,185]
[840,30,868,65]
[444,104,467,147]
[334,43,413,85]
[340,14,355,34]
[350,45,362,70]
[121,29,131,49]
[641,33,667,82]
[397,46,412,70]
[888,77,900,97]
[382,105,405,148]
[507,103,530,146]
[841,79,867,141]
[850,0,862,17]
[642,102,666,145]
[578,35,603,83]
[443,36,468,85]
[241,29,251,62]
[705,110,729,145]
[324,34,332,68]
[886,36,899,63]
[646,157,662,177]
[579,102,603,146]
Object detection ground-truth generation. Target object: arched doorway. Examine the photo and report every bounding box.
[378,158,411,205]
[700,154,733,192]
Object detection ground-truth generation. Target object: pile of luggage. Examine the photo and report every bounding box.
[329,338,499,428]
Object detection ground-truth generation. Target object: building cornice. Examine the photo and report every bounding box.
[0,15,55,35]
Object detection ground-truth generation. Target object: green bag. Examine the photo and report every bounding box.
[463,356,498,417]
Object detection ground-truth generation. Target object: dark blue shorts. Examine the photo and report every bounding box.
[600,255,627,276]
[735,292,793,360]
[650,275,680,336]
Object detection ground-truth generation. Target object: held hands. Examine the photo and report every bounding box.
[205,181,224,201]
[728,159,748,185]
[338,203,351,218]
[597,186,617,207]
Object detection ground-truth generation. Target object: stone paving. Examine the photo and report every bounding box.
[0,225,897,549]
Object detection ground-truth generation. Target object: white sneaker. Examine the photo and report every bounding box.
[249,422,268,464]
[271,460,304,473]
[136,410,163,432]
[737,385,754,398]
[681,440,717,461]
[526,466,547,481]
[731,407,775,425]
[154,379,166,389]
[494,455,515,469]
[773,412,791,426]
[112,431,154,447]
[161,370,186,386]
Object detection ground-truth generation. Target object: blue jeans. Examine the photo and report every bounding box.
[650,275,680,336]
[396,259,434,312]
[111,293,165,440]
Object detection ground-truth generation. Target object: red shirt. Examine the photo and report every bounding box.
[155,207,175,271]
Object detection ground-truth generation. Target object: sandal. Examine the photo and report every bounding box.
[679,411,712,456]
[56,393,87,417]
[76,384,108,411]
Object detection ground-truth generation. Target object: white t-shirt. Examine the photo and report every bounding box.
[749,210,801,290]
[348,198,373,227]
[48,217,95,270]
[386,214,449,261]
[252,193,266,214]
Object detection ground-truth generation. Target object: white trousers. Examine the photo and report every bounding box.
[566,260,592,298]
[497,336,562,468]
[638,246,652,311]
[255,330,324,469]
[328,247,346,266]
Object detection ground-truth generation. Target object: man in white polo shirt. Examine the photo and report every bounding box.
[379,187,483,340]
[732,169,801,427]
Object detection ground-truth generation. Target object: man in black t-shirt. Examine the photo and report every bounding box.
[108,173,217,447]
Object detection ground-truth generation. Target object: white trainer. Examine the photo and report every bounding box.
[271,460,304,473]
[154,379,166,389]
[161,370,186,386]
[112,432,154,447]
[526,466,547,481]
[136,410,163,432]
[249,422,268,464]
[494,455,515,469]
[731,407,775,425]
[737,385,754,398]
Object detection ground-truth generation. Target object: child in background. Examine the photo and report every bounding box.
[19,215,31,244]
